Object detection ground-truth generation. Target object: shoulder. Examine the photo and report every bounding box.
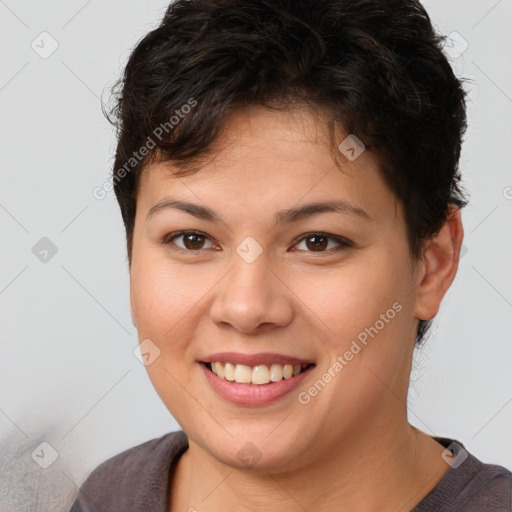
[69,430,188,512]
[415,437,512,511]
[465,459,512,508]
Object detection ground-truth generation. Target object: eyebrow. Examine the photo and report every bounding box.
[146,198,373,224]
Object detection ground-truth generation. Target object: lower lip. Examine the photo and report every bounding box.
[200,363,314,406]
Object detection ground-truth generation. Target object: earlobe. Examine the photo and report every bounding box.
[414,205,464,321]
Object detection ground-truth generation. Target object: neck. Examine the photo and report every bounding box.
[170,415,449,512]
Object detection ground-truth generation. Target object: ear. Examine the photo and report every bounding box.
[413,205,464,321]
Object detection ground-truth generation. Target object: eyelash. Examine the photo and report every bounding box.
[160,230,352,255]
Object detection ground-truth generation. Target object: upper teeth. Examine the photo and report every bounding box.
[210,362,308,385]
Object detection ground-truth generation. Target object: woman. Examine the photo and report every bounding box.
[71,0,512,510]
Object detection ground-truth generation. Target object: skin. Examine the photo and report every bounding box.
[129,105,464,511]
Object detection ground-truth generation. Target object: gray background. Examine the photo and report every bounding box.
[1,1,511,510]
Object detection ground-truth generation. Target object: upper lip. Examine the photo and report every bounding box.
[201,352,315,366]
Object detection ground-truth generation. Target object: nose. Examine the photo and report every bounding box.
[209,250,294,334]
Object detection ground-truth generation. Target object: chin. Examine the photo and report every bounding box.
[195,428,310,473]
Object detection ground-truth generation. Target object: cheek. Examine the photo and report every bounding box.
[131,257,212,332]
[130,257,224,382]
[315,262,413,401]
[295,259,405,348]
[130,260,211,415]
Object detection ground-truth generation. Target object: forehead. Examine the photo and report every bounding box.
[137,105,400,225]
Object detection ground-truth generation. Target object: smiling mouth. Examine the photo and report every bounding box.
[203,362,315,385]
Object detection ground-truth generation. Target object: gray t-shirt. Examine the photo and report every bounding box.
[68,431,511,511]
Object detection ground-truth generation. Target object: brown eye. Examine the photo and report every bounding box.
[163,231,215,251]
[304,235,329,251]
[293,233,351,253]
[182,233,206,250]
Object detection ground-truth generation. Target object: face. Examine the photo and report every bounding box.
[130,106,426,472]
